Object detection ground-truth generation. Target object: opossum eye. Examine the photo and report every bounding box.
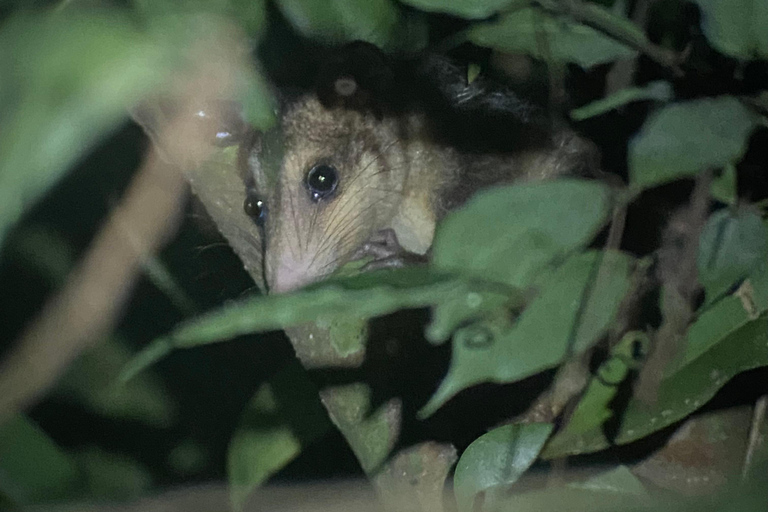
[306,164,339,202]
[244,188,267,227]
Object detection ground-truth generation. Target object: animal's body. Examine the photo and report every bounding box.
[243,43,597,293]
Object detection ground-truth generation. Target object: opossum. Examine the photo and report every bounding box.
[241,42,597,293]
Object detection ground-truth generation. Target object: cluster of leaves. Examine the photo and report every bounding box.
[1,0,768,511]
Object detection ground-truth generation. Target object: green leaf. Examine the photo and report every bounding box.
[57,336,177,428]
[433,179,611,289]
[120,268,481,381]
[710,163,737,205]
[693,0,768,59]
[697,207,768,304]
[543,332,648,458]
[629,97,756,189]
[75,447,152,500]
[493,466,650,512]
[229,360,331,509]
[468,7,636,68]
[0,415,79,505]
[0,11,170,249]
[399,0,528,19]
[133,0,269,40]
[570,81,673,121]
[274,0,427,52]
[454,423,553,512]
[542,316,768,457]
[421,250,633,417]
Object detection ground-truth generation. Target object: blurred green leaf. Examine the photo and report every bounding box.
[133,0,269,40]
[229,360,331,509]
[697,207,768,304]
[400,0,529,19]
[710,163,737,205]
[543,316,768,457]
[421,250,633,417]
[454,423,553,512]
[629,97,757,189]
[120,268,517,381]
[74,447,152,500]
[570,81,673,120]
[0,415,79,505]
[57,336,177,428]
[274,0,427,52]
[693,0,768,59]
[433,179,611,289]
[493,466,651,512]
[468,7,636,68]
[0,11,170,249]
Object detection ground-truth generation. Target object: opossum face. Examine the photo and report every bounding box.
[246,96,405,293]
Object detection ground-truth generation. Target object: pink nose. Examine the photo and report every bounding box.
[267,259,315,294]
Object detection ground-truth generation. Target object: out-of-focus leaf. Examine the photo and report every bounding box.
[0,415,79,505]
[120,268,523,381]
[57,336,177,428]
[629,97,756,189]
[710,163,737,205]
[274,0,427,52]
[399,0,529,19]
[542,332,648,458]
[468,7,636,68]
[433,180,611,289]
[542,316,768,456]
[421,251,633,417]
[0,12,169,249]
[75,447,152,500]
[7,225,75,284]
[493,466,650,512]
[133,0,269,40]
[693,0,768,59]
[454,423,553,512]
[697,207,768,305]
[229,360,331,509]
[570,81,673,120]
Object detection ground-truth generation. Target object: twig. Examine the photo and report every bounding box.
[635,170,712,405]
[0,151,187,419]
[742,395,768,480]
[605,0,660,95]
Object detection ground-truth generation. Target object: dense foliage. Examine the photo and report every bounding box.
[1,0,767,511]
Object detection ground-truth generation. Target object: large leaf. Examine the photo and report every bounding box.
[433,179,611,289]
[421,250,633,417]
[693,0,768,59]
[454,423,553,512]
[229,360,332,509]
[120,268,515,381]
[399,0,528,19]
[468,7,636,68]
[274,0,427,52]
[697,207,768,304]
[492,466,651,512]
[629,97,756,189]
[0,415,79,505]
[133,0,269,40]
[542,315,768,457]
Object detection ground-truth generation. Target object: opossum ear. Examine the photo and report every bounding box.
[315,41,394,112]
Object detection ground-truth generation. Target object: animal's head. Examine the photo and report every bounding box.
[243,43,408,293]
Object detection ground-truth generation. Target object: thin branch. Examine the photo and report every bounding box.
[0,151,187,419]
[742,395,768,480]
[635,170,712,405]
